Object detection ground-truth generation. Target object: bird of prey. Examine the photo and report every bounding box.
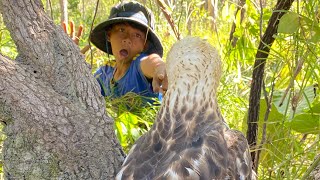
[116,37,254,180]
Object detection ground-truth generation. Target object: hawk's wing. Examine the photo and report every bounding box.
[225,129,254,180]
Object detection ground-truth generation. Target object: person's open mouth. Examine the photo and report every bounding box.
[119,49,129,58]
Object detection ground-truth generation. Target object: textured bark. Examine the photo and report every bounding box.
[0,0,124,179]
[246,0,294,168]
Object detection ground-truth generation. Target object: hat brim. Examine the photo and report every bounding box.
[90,17,163,57]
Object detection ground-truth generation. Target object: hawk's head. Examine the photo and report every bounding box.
[165,37,222,100]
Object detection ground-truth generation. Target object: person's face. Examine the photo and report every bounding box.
[108,23,147,63]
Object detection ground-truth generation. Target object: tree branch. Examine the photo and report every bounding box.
[246,0,295,168]
[229,0,246,47]
[155,0,181,40]
[0,0,103,112]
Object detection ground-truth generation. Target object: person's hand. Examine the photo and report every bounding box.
[141,53,168,94]
[62,21,83,45]
[62,21,90,54]
[152,63,168,95]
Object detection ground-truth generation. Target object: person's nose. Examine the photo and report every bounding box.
[122,33,132,45]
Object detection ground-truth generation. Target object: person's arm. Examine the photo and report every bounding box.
[140,53,168,93]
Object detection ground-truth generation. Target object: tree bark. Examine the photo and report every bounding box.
[246,0,294,168]
[0,0,124,179]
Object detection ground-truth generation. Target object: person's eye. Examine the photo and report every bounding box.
[119,28,125,32]
[135,33,142,39]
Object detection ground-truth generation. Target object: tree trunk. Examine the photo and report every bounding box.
[0,0,124,179]
[60,0,68,24]
[207,0,218,20]
[207,0,218,30]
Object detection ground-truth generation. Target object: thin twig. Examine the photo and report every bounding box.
[278,58,305,107]
[229,0,246,47]
[254,77,276,172]
[155,0,180,40]
[259,0,263,39]
[301,155,320,180]
[48,0,53,19]
[89,0,100,67]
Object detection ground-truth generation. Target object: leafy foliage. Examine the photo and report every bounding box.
[105,93,160,153]
[0,15,17,59]
[255,85,319,178]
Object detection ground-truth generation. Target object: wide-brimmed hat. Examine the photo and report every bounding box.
[90,1,163,57]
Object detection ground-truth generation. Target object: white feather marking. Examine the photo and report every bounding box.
[192,158,200,167]
[123,144,136,165]
[164,168,180,180]
[185,167,200,179]
[115,166,125,180]
[236,158,245,180]
[116,165,134,180]
[243,150,249,165]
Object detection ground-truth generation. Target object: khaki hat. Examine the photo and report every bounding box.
[90,1,163,57]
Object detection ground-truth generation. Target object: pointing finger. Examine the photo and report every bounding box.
[69,21,75,38]
[161,74,168,91]
[77,25,83,38]
[74,25,83,45]
[62,21,67,33]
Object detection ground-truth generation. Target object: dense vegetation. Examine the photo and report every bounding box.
[0,0,319,179]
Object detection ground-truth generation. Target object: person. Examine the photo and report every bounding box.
[89,1,167,105]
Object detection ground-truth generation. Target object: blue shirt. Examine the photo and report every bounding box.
[94,53,159,103]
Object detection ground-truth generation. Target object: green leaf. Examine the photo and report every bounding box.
[295,85,316,115]
[114,121,128,147]
[272,85,316,118]
[259,99,285,125]
[250,99,297,168]
[272,90,292,116]
[118,112,138,125]
[299,15,320,43]
[289,113,320,134]
[278,12,300,34]
[309,101,320,114]
[309,28,320,43]
[130,128,141,140]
